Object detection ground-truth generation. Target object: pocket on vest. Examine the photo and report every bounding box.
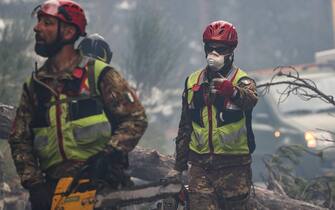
[73,121,111,144]
[69,98,104,121]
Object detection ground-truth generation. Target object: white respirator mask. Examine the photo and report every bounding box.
[206,53,226,71]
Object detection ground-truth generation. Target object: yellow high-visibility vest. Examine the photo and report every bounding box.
[30,59,111,170]
[186,68,250,155]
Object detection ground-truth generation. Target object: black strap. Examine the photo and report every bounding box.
[245,109,256,153]
[87,60,98,97]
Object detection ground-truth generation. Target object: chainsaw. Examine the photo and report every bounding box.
[50,176,186,210]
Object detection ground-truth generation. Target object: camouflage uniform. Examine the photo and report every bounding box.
[9,54,148,189]
[175,68,258,210]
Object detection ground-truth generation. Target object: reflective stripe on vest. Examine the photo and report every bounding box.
[32,59,111,170]
[187,68,250,155]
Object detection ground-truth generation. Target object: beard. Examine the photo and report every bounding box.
[34,40,64,58]
[34,31,64,57]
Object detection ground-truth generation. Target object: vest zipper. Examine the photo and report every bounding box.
[204,86,214,154]
[203,74,214,155]
[55,94,67,160]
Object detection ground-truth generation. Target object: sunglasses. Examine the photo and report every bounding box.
[204,44,232,55]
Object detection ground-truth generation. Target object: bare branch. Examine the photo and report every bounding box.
[256,66,335,106]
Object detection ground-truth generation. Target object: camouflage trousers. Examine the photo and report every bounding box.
[188,163,252,210]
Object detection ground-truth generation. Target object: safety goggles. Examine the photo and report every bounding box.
[204,44,233,55]
[31,0,72,21]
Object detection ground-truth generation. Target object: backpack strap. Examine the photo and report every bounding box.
[87,59,98,97]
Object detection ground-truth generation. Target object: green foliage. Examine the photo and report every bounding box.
[265,144,335,208]
[122,0,184,94]
[120,1,185,154]
[0,8,35,188]
[0,18,33,105]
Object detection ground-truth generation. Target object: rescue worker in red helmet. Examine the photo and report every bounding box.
[171,20,258,209]
[8,0,147,210]
[32,0,87,57]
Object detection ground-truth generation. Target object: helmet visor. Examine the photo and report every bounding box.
[31,0,71,21]
[32,0,60,17]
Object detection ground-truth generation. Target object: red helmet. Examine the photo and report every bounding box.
[32,0,87,36]
[203,20,238,48]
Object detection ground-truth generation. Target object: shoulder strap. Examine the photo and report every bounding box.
[87,59,98,97]
[187,69,205,105]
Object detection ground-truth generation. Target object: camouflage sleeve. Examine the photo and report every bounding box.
[8,84,44,189]
[232,77,258,110]
[174,84,192,172]
[99,68,148,153]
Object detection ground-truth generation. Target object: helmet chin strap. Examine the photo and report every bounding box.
[51,19,66,53]
[54,20,78,50]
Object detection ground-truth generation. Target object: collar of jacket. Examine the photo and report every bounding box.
[36,54,83,80]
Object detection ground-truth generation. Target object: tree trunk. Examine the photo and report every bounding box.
[0,103,328,210]
[248,186,327,210]
[128,147,327,210]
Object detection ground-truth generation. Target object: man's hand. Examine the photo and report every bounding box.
[210,78,236,97]
[86,147,125,168]
[29,182,53,210]
[85,147,130,187]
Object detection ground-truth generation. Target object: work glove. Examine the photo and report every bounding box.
[86,147,126,169]
[210,78,236,97]
[28,182,53,210]
[85,147,129,187]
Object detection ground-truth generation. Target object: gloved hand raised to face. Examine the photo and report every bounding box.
[210,78,237,97]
